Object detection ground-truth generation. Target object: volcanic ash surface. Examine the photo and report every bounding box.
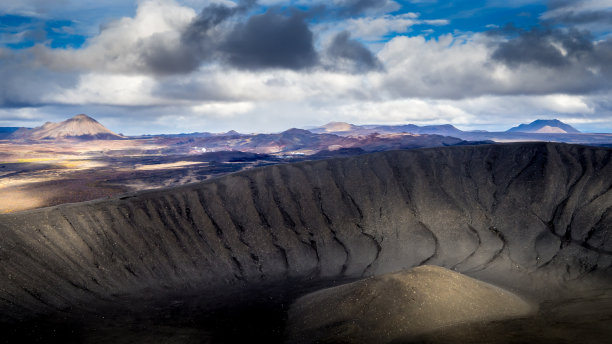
[286,265,535,344]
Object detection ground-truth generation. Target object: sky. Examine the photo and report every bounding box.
[0,0,611,135]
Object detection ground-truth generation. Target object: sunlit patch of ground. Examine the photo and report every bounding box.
[58,160,108,170]
[0,177,127,213]
[133,161,205,171]
[0,139,165,163]
[487,139,544,143]
[0,188,46,213]
[15,158,59,163]
[0,138,288,213]
[0,176,64,189]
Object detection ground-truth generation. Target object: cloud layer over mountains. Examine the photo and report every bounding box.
[0,0,611,134]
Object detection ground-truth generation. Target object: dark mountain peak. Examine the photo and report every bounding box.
[428,124,457,129]
[282,128,313,135]
[534,119,562,124]
[69,114,98,122]
[507,119,580,134]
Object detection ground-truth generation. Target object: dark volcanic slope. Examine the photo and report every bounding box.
[0,143,611,324]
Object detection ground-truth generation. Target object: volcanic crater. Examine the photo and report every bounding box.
[0,142,611,343]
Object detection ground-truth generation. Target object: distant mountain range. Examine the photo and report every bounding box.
[311,119,582,136]
[1,115,611,149]
[162,127,472,155]
[310,122,465,136]
[306,119,612,145]
[8,114,122,140]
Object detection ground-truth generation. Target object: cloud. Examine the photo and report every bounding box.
[31,1,322,74]
[489,26,612,94]
[0,48,79,107]
[191,101,255,118]
[33,0,197,74]
[530,94,595,113]
[543,0,612,25]
[336,0,400,16]
[0,0,69,17]
[139,0,256,74]
[315,12,449,45]
[220,10,318,70]
[374,30,612,100]
[47,73,162,106]
[0,28,47,47]
[0,107,49,124]
[156,1,319,72]
[491,27,594,68]
[547,10,612,25]
[373,34,498,99]
[342,13,419,40]
[328,98,476,125]
[325,31,381,72]
[1,0,611,135]
[139,34,202,74]
[345,12,449,40]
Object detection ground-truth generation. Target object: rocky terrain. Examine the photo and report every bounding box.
[0,142,611,343]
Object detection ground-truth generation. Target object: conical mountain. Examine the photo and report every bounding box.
[10,114,122,140]
[506,119,580,134]
[314,122,362,133]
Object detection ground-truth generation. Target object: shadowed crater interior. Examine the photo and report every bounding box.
[0,142,611,343]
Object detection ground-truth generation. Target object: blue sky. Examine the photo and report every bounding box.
[0,1,550,49]
[0,0,611,134]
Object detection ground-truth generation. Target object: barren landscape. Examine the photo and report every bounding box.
[3,115,611,215]
[1,142,611,343]
[0,138,279,212]
[2,0,612,342]
[0,114,484,213]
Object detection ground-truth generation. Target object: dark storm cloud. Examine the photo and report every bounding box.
[182,0,255,47]
[488,26,612,94]
[137,0,390,75]
[491,27,596,68]
[141,1,254,75]
[221,11,317,70]
[140,34,202,75]
[140,1,318,74]
[326,31,381,72]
